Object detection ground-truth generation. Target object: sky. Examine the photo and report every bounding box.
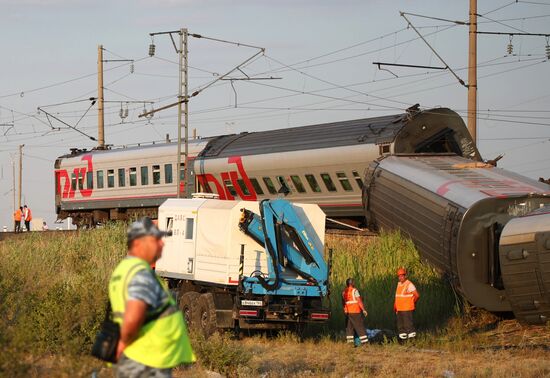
[0,0,549,229]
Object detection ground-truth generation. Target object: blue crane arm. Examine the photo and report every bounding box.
[238,199,328,296]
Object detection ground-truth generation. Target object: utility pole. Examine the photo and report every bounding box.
[18,144,24,209]
[98,45,105,149]
[176,28,189,199]
[140,30,268,199]
[468,0,477,145]
[11,156,15,212]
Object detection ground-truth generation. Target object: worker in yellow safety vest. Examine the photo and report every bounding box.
[109,217,195,377]
[342,278,368,346]
[394,267,420,341]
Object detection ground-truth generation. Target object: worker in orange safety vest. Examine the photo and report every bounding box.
[13,207,22,233]
[394,267,420,341]
[342,278,368,346]
[23,205,32,232]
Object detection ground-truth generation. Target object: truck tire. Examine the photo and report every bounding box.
[179,292,200,328]
[193,293,217,337]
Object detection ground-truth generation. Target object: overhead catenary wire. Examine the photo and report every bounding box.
[400,12,467,87]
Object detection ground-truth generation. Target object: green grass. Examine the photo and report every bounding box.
[0,225,458,376]
[326,231,458,331]
[0,225,126,375]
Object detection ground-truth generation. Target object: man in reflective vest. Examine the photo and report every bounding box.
[394,267,420,341]
[13,207,22,233]
[109,217,195,377]
[23,205,32,231]
[342,278,368,346]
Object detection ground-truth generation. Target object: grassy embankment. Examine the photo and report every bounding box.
[2,225,547,377]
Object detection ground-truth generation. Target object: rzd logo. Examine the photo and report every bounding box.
[197,156,257,201]
[55,154,93,199]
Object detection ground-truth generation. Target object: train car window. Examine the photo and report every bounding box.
[118,168,126,187]
[249,178,264,195]
[336,172,353,191]
[352,170,363,189]
[379,144,391,155]
[96,170,104,189]
[276,176,291,195]
[237,179,251,196]
[179,163,185,181]
[320,173,337,192]
[153,165,161,185]
[223,179,237,196]
[164,164,173,184]
[140,166,149,185]
[78,172,84,190]
[290,175,306,193]
[262,177,277,194]
[107,169,115,188]
[86,171,93,190]
[129,167,137,187]
[71,173,76,191]
[305,174,322,193]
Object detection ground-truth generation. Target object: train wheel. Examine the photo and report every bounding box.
[193,293,217,338]
[179,292,200,328]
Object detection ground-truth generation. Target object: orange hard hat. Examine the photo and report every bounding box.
[397,267,407,276]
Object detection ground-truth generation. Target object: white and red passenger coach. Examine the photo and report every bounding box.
[54,107,479,226]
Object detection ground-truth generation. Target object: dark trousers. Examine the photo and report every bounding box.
[396,310,416,339]
[14,221,21,233]
[25,221,31,231]
[345,313,367,344]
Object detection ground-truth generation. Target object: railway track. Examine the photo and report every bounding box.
[0,230,77,242]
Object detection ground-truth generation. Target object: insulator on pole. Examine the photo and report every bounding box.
[507,35,513,55]
[148,36,156,57]
[119,104,128,122]
[130,63,134,73]
[546,37,550,60]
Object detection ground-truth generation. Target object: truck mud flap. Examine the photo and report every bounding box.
[499,227,550,324]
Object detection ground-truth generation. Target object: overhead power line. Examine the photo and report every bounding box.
[400,12,467,87]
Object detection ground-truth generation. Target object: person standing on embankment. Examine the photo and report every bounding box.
[13,207,22,233]
[23,205,32,231]
[394,267,420,341]
[342,278,369,346]
[109,217,195,377]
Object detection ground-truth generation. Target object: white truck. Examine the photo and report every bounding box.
[155,198,331,335]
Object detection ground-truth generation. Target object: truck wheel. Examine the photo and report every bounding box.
[193,293,217,337]
[179,292,200,328]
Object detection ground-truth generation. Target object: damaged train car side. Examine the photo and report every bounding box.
[363,155,550,323]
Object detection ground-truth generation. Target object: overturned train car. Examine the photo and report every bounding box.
[363,155,550,323]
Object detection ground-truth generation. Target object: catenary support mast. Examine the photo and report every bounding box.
[468,0,477,144]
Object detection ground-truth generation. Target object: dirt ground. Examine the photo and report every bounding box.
[22,320,550,378]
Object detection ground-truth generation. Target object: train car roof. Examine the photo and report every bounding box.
[56,139,209,165]
[375,154,550,208]
[198,112,408,158]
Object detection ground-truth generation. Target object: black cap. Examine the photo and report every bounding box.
[127,217,171,243]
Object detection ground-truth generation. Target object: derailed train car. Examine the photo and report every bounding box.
[363,155,550,323]
[499,208,550,323]
[55,107,479,224]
